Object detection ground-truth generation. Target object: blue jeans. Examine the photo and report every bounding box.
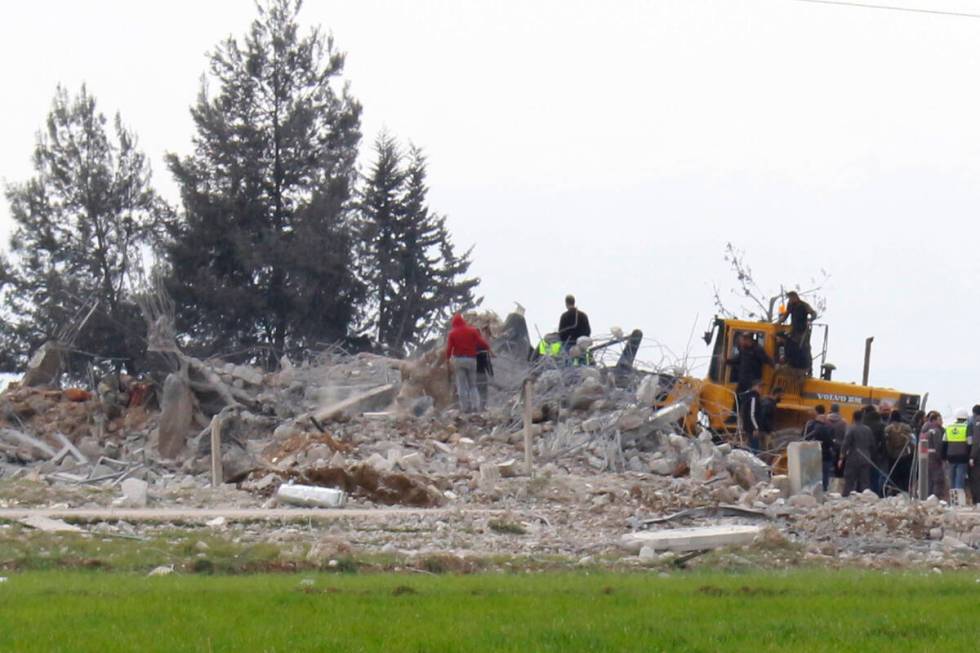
[950,462,969,490]
[822,460,835,491]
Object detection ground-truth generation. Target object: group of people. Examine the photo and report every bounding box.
[446,294,591,413]
[800,402,980,502]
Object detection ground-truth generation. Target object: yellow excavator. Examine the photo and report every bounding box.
[661,317,923,438]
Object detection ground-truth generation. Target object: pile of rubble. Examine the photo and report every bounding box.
[1,308,979,570]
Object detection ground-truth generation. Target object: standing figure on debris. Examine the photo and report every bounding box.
[827,404,848,449]
[776,291,816,371]
[884,411,914,494]
[558,295,591,352]
[862,406,886,496]
[476,327,494,410]
[839,414,875,496]
[755,386,784,452]
[968,406,980,505]
[942,408,972,494]
[804,405,837,491]
[921,411,947,500]
[446,314,491,414]
[727,334,773,452]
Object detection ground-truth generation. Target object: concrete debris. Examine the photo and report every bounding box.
[119,478,149,508]
[787,441,822,496]
[276,484,348,508]
[147,565,175,577]
[1,305,979,572]
[19,515,83,533]
[622,525,764,553]
[157,371,196,460]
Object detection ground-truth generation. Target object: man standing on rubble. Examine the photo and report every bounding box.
[839,413,875,496]
[942,408,972,495]
[968,406,980,504]
[727,334,773,452]
[446,314,492,413]
[558,295,591,352]
[921,411,947,500]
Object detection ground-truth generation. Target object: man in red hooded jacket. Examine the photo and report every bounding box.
[446,314,491,412]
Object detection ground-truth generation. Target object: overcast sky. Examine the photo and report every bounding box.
[1,0,978,414]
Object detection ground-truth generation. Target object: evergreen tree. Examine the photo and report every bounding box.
[3,85,166,372]
[360,135,480,354]
[167,0,363,357]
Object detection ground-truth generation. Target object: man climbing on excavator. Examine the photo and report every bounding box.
[777,290,818,371]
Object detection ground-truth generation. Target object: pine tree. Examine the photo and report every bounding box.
[358,133,407,349]
[2,85,166,372]
[359,136,480,354]
[166,0,363,358]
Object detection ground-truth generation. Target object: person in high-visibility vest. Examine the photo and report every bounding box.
[942,408,972,491]
[536,334,562,360]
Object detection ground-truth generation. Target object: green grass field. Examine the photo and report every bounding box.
[0,570,975,652]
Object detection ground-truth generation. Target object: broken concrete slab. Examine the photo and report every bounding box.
[621,525,764,553]
[787,441,822,496]
[0,428,56,459]
[158,371,196,460]
[276,484,348,508]
[19,515,83,533]
[311,384,398,422]
[21,341,63,387]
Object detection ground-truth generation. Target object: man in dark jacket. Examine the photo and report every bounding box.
[558,295,591,350]
[756,386,784,451]
[804,408,838,491]
[968,406,980,504]
[839,418,876,497]
[727,334,773,451]
[862,407,886,496]
[921,412,946,500]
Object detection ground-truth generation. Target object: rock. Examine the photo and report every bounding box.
[77,437,105,461]
[638,545,657,562]
[636,375,660,407]
[479,463,500,492]
[366,453,393,472]
[497,459,520,478]
[306,444,332,463]
[306,537,352,563]
[617,408,650,432]
[222,445,260,482]
[21,341,64,387]
[148,565,174,577]
[399,452,424,471]
[120,478,148,508]
[788,494,818,508]
[329,451,346,468]
[771,474,791,497]
[569,378,604,411]
[858,489,879,503]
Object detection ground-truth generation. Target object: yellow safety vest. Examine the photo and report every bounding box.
[538,341,561,357]
[947,423,968,443]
